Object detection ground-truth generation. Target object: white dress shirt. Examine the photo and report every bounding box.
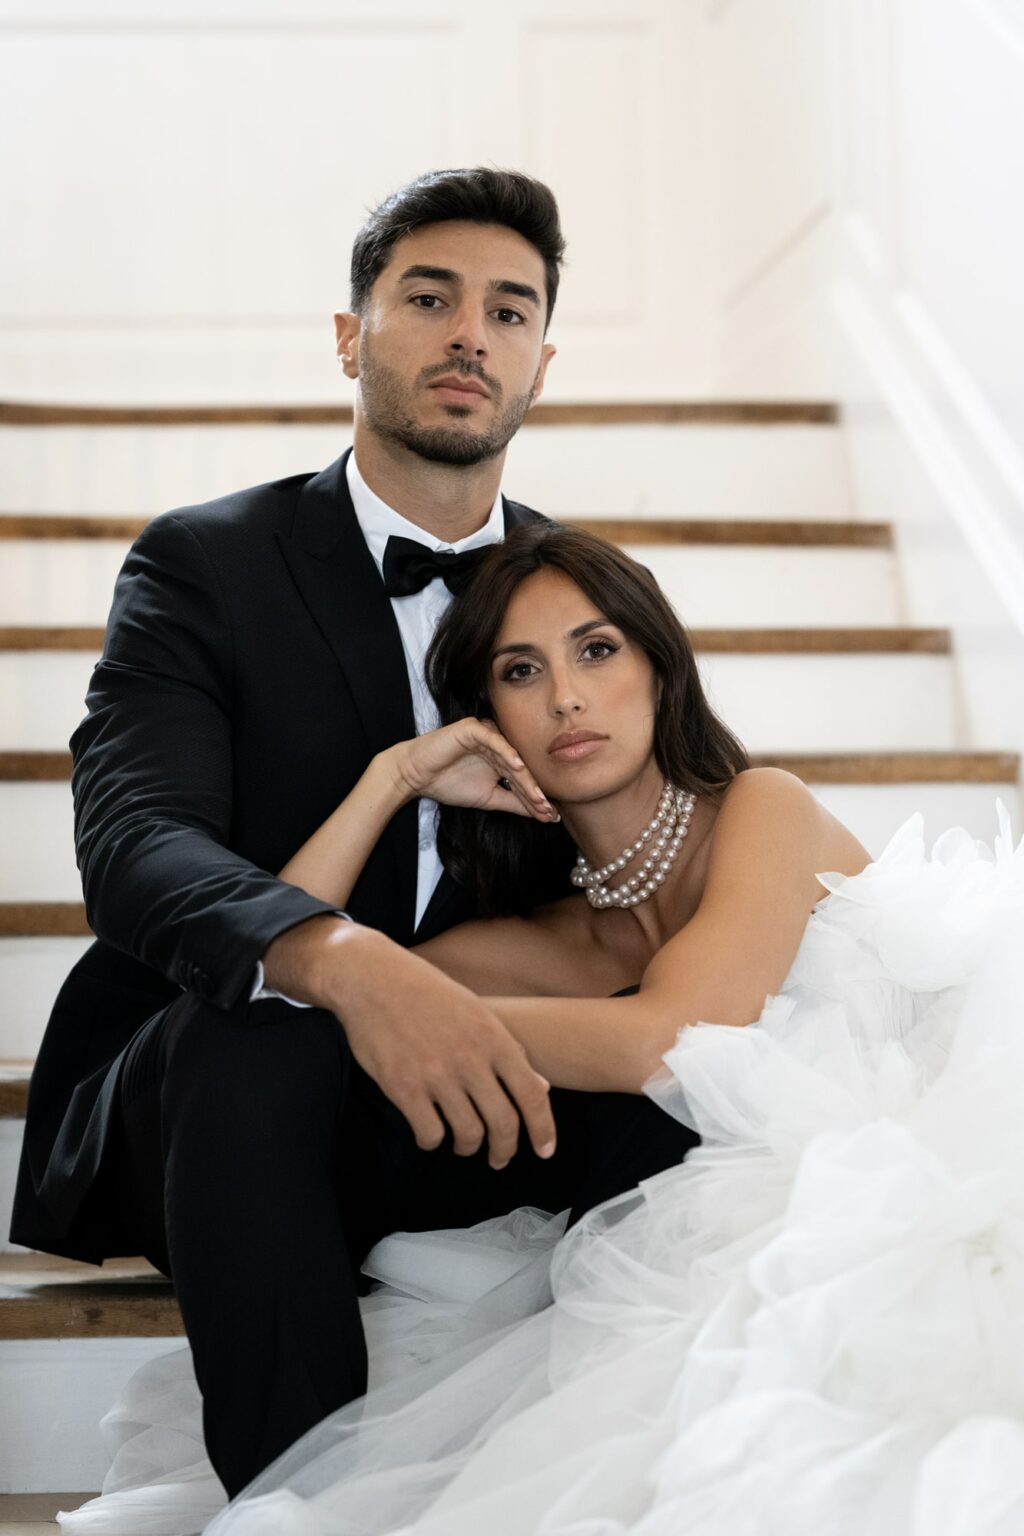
[250,452,505,1004]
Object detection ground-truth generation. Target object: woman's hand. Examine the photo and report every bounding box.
[386,718,560,822]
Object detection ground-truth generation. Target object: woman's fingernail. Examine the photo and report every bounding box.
[539,1141,556,1159]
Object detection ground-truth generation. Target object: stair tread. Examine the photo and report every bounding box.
[0,625,953,653]
[0,513,890,547]
[0,1252,181,1340]
[1,749,1017,785]
[0,399,839,427]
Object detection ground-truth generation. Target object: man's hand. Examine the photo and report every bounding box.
[263,916,556,1169]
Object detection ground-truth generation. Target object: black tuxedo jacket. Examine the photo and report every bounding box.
[11,450,547,1260]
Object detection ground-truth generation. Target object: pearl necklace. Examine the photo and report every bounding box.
[570,782,697,909]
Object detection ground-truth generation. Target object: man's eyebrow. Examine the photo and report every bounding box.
[398,264,461,285]
[491,619,610,661]
[396,266,542,310]
[491,279,542,309]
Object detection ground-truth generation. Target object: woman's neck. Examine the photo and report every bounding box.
[560,773,717,951]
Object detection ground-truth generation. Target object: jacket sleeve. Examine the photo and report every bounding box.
[71,510,341,1011]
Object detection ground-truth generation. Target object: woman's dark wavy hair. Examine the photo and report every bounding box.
[425,521,750,917]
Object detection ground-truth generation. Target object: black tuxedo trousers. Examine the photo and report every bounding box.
[10,451,700,1496]
[109,983,699,1497]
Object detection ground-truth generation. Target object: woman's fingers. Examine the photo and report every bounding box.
[474,722,559,822]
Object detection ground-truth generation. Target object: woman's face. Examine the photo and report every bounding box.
[487,567,661,801]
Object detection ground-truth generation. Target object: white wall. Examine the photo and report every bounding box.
[0,0,714,402]
[703,0,1024,762]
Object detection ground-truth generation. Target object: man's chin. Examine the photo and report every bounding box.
[393,423,506,467]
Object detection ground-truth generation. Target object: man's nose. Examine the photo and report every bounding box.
[446,302,488,359]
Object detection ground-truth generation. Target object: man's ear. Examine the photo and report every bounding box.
[528,342,557,408]
[334,311,361,379]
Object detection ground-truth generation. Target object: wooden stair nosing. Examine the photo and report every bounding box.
[0,1254,182,1340]
[0,749,1017,789]
[0,903,92,937]
[0,625,953,654]
[0,512,892,548]
[0,400,839,428]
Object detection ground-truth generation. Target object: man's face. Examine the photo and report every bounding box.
[335,221,556,467]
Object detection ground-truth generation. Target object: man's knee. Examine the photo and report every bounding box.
[161,992,350,1130]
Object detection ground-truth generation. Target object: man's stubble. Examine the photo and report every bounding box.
[357,333,539,467]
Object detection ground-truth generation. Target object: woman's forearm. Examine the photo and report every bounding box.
[276,749,410,907]
[487,993,679,1095]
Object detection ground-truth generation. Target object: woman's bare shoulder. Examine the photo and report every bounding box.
[716,767,873,881]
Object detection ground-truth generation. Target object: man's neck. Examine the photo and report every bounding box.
[352,421,505,542]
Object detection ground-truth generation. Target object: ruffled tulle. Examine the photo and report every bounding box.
[59,802,1024,1535]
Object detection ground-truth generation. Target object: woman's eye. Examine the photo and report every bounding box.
[502,660,536,681]
[582,640,617,661]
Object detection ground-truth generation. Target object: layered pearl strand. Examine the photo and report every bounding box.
[570,782,697,909]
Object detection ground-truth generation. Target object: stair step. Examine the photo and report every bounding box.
[0,1253,180,1340]
[2,642,957,753]
[0,625,951,653]
[0,534,904,627]
[0,513,886,546]
[1,422,851,520]
[0,1492,95,1520]
[1,748,1014,786]
[0,906,91,937]
[0,399,838,427]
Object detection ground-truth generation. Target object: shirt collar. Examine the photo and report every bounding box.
[347,451,505,580]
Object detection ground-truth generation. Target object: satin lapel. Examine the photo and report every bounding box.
[276,452,418,933]
[502,496,551,533]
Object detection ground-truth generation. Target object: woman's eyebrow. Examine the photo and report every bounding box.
[491,619,609,661]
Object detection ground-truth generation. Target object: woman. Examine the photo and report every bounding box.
[61,525,1024,1535]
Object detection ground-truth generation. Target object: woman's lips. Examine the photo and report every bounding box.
[549,738,605,763]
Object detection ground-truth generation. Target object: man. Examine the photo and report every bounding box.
[11,167,698,1496]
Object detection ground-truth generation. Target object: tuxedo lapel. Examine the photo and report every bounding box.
[276,451,419,932]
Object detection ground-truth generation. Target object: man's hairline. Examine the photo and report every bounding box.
[353,219,557,330]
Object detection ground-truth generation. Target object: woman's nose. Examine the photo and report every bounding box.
[550,681,585,717]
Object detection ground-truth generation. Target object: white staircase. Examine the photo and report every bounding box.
[0,399,1019,1492]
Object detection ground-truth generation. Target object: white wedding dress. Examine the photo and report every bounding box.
[58,803,1024,1536]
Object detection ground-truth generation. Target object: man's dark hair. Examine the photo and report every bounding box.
[350,168,566,329]
[425,523,751,918]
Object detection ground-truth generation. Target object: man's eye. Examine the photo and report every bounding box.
[413,294,444,309]
[494,308,525,325]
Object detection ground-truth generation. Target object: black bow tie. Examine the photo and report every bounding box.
[382,535,490,598]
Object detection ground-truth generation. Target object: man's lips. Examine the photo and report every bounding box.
[548,732,608,761]
[429,377,491,400]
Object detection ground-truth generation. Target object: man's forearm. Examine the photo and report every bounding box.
[261,914,394,1012]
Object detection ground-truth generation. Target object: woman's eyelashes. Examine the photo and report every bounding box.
[498,638,620,683]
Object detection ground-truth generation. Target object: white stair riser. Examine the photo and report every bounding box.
[0,542,903,628]
[0,938,92,1058]
[1,1122,28,1254]
[0,782,1017,1073]
[2,423,850,519]
[814,783,1020,861]
[0,1336,185,1492]
[702,653,956,753]
[0,650,954,755]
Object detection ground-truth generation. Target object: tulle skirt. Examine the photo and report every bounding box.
[59,803,1024,1535]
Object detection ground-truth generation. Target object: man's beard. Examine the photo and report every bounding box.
[357,340,537,467]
